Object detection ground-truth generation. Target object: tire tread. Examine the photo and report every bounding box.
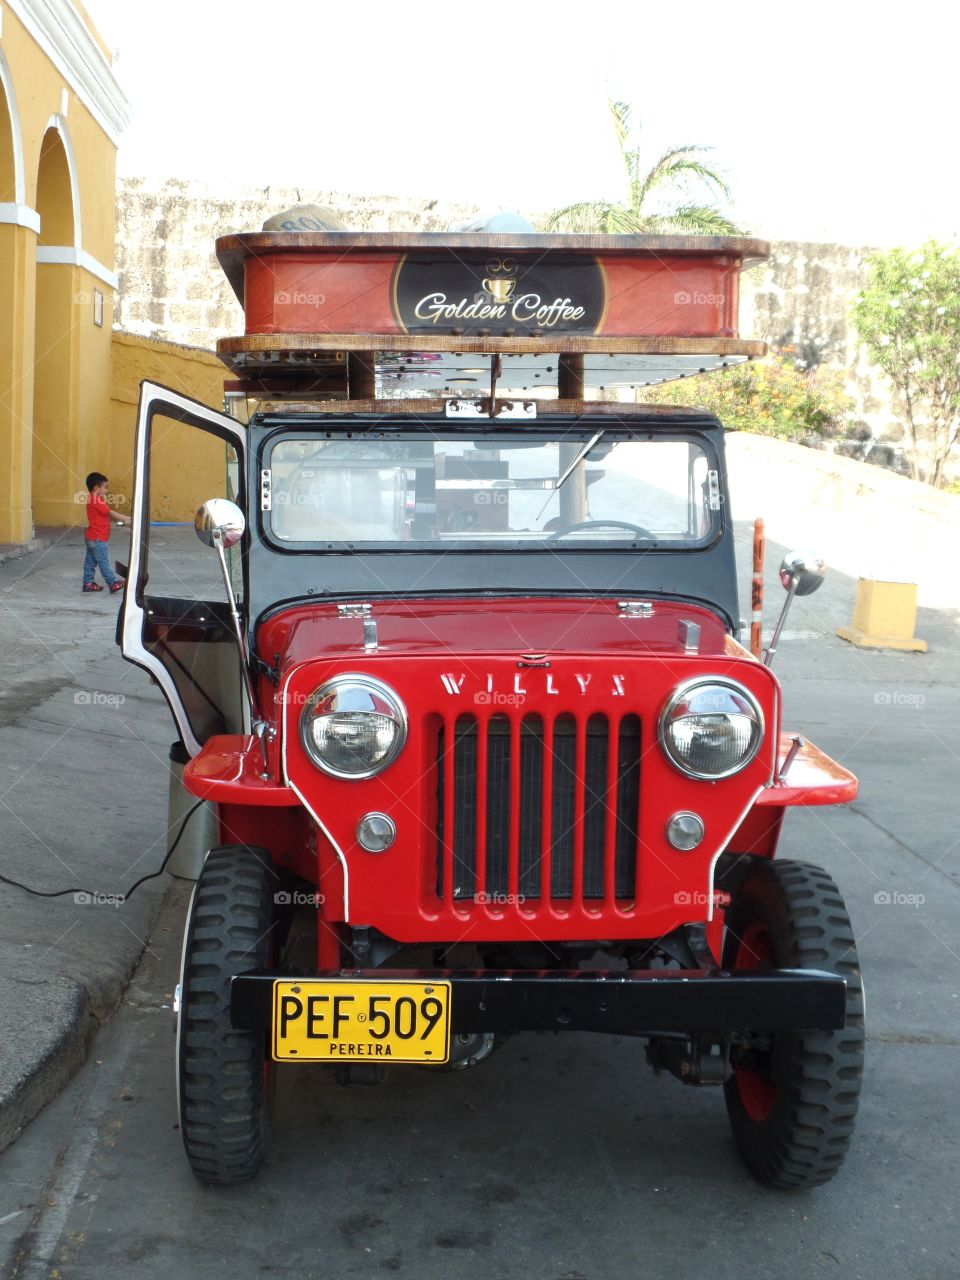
[178,845,276,1185]
[722,858,865,1190]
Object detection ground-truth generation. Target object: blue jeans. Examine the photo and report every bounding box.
[83,539,119,587]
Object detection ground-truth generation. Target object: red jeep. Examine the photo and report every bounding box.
[120,226,863,1189]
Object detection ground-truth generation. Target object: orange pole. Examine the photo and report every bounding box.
[750,517,765,658]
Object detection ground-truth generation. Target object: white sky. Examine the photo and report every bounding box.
[85,0,960,247]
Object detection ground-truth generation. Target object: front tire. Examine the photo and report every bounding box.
[177,845,277,1185]
[722,859,865,1189]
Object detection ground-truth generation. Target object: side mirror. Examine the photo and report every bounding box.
[765,553,827,666]
[779,552,826,597]
[194,498,245,549]
[192,498,268,771]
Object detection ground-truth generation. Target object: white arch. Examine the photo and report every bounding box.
[0,47,26,205]
[38,112,81,249]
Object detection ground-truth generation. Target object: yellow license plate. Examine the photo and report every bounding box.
[272,979,451,1064]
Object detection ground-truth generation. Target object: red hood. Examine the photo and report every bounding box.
[257,597,738,674]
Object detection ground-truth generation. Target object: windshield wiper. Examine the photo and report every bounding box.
[536,430,604,520]
[556,430,604,489]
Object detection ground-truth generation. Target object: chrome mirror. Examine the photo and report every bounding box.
[779,552,826,598]
[194,498,245,550]
[192,499,269,774]
[765,553,827,667]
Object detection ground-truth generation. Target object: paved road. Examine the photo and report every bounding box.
[1,528,958,1279]
[2,875,958,1280]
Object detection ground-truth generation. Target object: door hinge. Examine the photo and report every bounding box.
[707,470,721,511]
[260,468,272,511]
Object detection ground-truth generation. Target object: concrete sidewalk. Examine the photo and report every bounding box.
[0,530,174,1151]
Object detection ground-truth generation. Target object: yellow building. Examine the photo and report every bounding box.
[0,0,129,542]
[0,2,231,545]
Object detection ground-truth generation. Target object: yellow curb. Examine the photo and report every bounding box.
[836,626,928,653]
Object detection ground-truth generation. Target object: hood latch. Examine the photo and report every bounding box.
[618,600,654,618]
[338,602,378,651]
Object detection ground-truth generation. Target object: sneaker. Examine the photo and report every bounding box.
[82,583,104,592]
[110,579,125,594]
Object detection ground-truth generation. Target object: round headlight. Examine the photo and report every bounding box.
[659,678,764,780]
[300,675,407,779]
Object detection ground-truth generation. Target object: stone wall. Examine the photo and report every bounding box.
[114,178,486,353]
[740,243,887,424]
[113,177,893,425]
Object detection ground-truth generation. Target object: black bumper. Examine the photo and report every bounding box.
[231,967,848,1035]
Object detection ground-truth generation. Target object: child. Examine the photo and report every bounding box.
[82,471,126,594]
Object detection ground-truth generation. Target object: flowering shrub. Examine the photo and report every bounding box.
[852,241,960,488]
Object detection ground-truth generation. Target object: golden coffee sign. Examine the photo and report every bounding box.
[393,253,606,336]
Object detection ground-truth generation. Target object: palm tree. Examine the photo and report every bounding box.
[545,101,740,235]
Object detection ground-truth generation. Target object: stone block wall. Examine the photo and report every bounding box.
[113,177,896,428]
[115,178,485,352]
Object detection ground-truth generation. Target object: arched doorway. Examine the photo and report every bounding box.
[31,121,80,529]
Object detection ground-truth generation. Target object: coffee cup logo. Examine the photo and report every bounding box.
[483,276,516,303]
[483,257,517,303]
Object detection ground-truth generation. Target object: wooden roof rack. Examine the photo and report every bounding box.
[215,231,769,403]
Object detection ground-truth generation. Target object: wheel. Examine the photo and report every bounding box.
[721,859,864,1189]
[176,845,277,1185]
[546,518,655,541]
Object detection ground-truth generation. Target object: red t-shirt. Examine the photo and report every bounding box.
[86,493,111,541]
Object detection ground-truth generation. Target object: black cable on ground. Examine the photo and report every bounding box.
[0,799,205,902]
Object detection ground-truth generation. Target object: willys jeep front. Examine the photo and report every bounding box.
[119,227,863,1189]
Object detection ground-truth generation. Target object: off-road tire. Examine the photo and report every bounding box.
[177,845,277,1185]
[721,858,864,1190]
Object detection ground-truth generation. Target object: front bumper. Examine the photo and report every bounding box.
[231,967,848,1036]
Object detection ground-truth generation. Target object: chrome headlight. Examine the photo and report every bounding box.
[659,678,764,780]
[300,675,406,779]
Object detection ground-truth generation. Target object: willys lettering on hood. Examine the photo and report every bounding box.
[440,670,627,704]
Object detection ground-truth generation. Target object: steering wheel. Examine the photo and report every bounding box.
[546,519,656,542]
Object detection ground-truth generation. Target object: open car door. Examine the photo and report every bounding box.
[120,381,246,757]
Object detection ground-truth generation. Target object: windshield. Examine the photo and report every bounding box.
[266,431,716,548]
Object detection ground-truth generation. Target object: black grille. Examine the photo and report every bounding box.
[437,714,640,901]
